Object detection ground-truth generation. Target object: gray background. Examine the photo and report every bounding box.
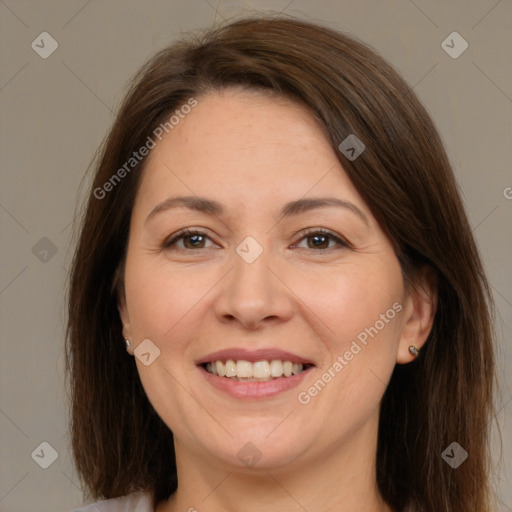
[0,1,510,511]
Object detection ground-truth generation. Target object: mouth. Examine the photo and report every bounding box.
[196,348,315,399]
[201,360,314,382]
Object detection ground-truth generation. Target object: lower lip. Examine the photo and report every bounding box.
[199,365,313,399]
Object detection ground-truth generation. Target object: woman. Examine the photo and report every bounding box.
[66,15,496,512]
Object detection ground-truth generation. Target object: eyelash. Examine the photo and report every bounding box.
[162,227,351,252]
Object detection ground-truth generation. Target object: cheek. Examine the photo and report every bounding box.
[124,254,233,369]
[124,258,211,431]
[300,259,404,413]
[313,260,404,348]
[124,257,198,342]
[297,269,403,438]
[125,249,404,352]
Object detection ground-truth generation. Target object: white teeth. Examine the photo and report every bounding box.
[204,359,305,380]
[224,359,237,377]
[270,360,284,377]
[252,361,270,379]
[292,363,302,375]
[236,360,252,378]
[216,361,226,377]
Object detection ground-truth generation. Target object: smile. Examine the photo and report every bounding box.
[196,348,316,399]
[203,359,313,381]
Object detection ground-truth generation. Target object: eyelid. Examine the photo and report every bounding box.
[291,227,352,250]
[162,227,218,249]
[163,226,352,251]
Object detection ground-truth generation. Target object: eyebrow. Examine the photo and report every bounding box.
[145,195,369,226]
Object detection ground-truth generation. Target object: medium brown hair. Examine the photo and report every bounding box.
[65,14,496,512]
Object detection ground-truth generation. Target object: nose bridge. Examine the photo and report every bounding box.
[214,234,292,327]
[232,234,276,302]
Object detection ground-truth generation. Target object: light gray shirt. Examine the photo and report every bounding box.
[69,491,153,512]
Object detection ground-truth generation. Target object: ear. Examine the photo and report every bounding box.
[396,265,437,364]
[115,267,134,355]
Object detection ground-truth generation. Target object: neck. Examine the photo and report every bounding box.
[157,414,392,512]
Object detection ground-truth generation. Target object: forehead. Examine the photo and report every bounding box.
[134,88,364,218]
[161,88,332,157]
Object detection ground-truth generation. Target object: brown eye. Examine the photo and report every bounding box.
[293,229,349,250]
[306,233,331,249]
[163,229,215,250]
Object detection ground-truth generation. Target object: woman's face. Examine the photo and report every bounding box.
[118,88,428,472]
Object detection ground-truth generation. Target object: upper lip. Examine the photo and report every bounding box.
[195,348,315,366]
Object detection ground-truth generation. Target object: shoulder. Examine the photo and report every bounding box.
[68,491,153,512]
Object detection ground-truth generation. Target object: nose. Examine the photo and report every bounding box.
[213,242,294,330]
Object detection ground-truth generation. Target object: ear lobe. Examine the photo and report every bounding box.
[117,293,130,334]
[117,291,135,355]
[116,278,132,341]
[396,266,437,364]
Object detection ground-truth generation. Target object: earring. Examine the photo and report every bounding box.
[125,338,131,348]
[409,345,419,358]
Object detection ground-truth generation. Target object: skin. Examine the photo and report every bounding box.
[118,87,436,512]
